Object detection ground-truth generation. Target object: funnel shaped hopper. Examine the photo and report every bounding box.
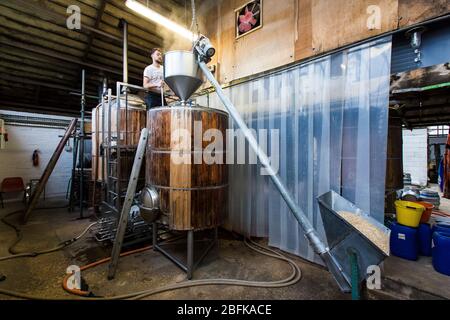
[317,191,390,292]
[164,51,203,102]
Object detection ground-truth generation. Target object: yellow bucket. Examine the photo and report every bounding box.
[395,200,425,228]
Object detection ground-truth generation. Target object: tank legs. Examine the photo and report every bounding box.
[153,227,217,280]
[187,230,194,280]
[152,222,157,251]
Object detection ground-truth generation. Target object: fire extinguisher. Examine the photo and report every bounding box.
[32,149,40,167]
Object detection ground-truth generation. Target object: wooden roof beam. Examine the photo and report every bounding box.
[11,0,161,54]
[1,101,82,116]
[1,74,99,97]
[0,35,141,80]
[83,0,107,61]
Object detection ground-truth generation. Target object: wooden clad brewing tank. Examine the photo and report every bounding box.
[146,106,229,230]
[91,95,146,182]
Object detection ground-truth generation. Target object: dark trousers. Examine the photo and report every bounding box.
[145,92,166,109]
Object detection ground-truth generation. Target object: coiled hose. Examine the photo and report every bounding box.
[128,239,302,301]
[58,237,302,300]
[0,209,302,300]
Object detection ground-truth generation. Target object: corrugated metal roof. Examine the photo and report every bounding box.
[0,0,188,115]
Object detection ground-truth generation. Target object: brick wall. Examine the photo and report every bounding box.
[403,128,428,186]
[0,111,75,203]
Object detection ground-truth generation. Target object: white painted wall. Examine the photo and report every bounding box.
[403,128,428,186]
[0,111,75,203]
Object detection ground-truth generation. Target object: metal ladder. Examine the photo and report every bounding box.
[107,128,148,279]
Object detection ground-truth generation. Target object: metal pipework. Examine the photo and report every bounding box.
[194,39,350,291]
[102,77,108,96]
[79,69,86,219]
[121,19,129,84]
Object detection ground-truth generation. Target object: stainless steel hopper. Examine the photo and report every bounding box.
[317,190,390,290]
[164,50,203,103]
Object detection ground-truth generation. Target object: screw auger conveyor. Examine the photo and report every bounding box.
[193,36,390,293]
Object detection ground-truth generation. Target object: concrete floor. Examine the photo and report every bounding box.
[429,183,450,219]
[0,199,349,300]
[380,256,450,299]
[375,184,450,300]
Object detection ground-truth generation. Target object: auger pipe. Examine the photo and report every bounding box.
[196,54,350,292]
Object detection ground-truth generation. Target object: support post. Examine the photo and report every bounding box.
[68,135,79,212]
[187,230,194,280]
[121,19,128,85]
[116,82,121,211]
[152,222,157,251]
[79,69,86,219]
[106,89,112,204]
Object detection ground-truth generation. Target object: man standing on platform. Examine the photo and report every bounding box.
[143,48,167,109]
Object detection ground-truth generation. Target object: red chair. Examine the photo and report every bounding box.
[0,177,26,208]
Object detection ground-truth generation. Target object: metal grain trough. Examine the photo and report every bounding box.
[317,191,390,291]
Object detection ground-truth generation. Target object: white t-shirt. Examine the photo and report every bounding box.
[143,64,163,93]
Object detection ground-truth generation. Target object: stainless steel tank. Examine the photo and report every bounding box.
[91,94,146,182]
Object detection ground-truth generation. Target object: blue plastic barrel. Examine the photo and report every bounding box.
[432,224,450,236]
[390,222,418,261]
[432,232,450,276]
[418,223,432,256]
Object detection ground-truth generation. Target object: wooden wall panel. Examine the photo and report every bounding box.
[294,0,314,60]
[398,0,450,27]
[231,0,295,81]
[307,0,398,58]
[198,0,449,84]
[200,0,295,83]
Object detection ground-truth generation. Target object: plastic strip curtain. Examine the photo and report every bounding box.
[196,37,392,262]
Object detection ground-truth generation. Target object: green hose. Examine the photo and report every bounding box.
[421,81,450,91]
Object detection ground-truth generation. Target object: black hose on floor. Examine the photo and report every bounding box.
[1,210,26,255]
[0,209,97,260]
[0,237,302,300]
[0,210,302,300]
